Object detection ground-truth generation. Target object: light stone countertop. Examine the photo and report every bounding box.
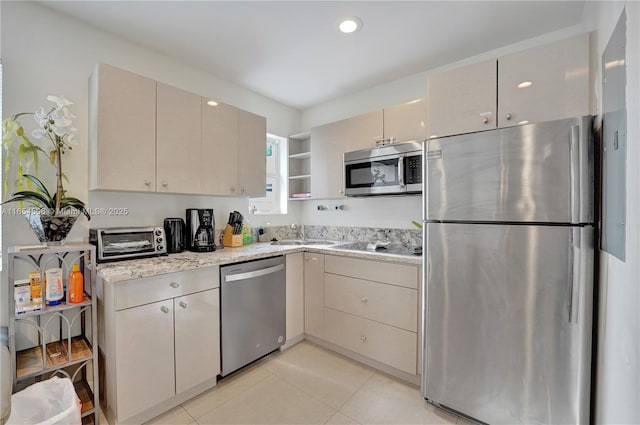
[97,241,422,283]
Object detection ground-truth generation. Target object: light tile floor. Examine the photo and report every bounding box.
[127,341,468,425]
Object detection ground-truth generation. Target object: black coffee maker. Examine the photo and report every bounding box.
[186,209,216,252]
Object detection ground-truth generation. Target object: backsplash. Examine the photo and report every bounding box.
[263,225,421,246]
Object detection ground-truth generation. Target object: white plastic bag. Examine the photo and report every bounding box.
[7,377,81,425]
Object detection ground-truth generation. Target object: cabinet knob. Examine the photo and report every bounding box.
[230,186,236,192]
[170,282,180,288]
[162,181,168,187]
[160,306,170,314]
[506,113,512,120]
[483,117,489,124]
[360,335,367,342]
[338,189,344,194]
[144,180,151,186]
[360,297,368,303]
[179,301,187,309]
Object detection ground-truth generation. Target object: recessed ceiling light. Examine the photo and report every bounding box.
[517,81,533,89]
[207,100,219,106]
[339,17,362,34]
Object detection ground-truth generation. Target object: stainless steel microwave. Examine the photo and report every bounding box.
[344,141,423,196]
[89,227,167,262]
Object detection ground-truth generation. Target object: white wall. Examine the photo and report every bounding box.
[0,1,302,325]
[581,2,640,424]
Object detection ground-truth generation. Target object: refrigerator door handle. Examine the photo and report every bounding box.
[569,126,580,223]
[567,227,581,323]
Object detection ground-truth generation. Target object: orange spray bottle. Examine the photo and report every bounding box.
[68,264,84,303]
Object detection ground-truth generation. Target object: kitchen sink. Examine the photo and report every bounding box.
[271,240,335,246]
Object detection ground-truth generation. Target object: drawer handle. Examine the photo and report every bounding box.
[170,282,180,288]
[360,335,367,342]
[160,306,170,314]
[179,301,187,309]
[360,297,368,303]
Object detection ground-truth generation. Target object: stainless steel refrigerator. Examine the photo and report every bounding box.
[421,116,594,424]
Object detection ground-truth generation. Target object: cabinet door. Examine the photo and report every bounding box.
[285,253,304,342]
[156,83,202,194]
[238,110,266,196]
[304,253,325,338]
[174,289,220,394]
[498,34,589,128]
[115,299,174,422]
[383,99,428,143]
[91,64,156,191]
[426,59,497,138]
[310,120,346,199]
[202,101,239,196]
[345,110,383,152]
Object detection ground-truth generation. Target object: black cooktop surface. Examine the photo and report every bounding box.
[336,242,422,256]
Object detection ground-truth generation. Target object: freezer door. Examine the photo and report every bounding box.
[425,116,593,224]
[423,223,593,425]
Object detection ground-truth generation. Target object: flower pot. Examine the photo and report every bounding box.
[23,210,79,245]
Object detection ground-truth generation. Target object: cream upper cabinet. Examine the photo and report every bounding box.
[285,253,305,343]
[89,63,157,191]
[426,60,497,138]
[311,119,347,199]
[497,33,589,127]
[345,110,383,152]
[304,252,325,339]
[383,99,428,143]
[156,83,203,194]
[238,110,267,197]
[426,34,590,138]
[90,64,266,197]
[202,101,239,196]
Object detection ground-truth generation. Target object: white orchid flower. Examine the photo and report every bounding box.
[34,107,48,127]
[32,128,46,139]
[47,95,73,109]
[67,133,77,145]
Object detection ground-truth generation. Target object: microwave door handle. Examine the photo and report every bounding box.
[398,155,405,188]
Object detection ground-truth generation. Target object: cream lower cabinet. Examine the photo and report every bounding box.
[304,252,325,338]
[100,267,220,424]
[321,255,419,376]
[286,253,304,343]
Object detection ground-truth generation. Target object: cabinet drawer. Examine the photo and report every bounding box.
[325,255,418,289]
[324,274,417,332]
[324,308,417,375]
[114,267,219,310]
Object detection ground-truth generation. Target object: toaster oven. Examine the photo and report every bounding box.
[89,227,167,263]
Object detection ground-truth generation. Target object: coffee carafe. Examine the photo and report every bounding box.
[186,209,216,252]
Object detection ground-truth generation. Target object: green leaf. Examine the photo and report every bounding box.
[21,174,51,199]
[6,190,54,208]
[49,150,57,165]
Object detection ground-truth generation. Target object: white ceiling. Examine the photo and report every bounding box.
[43,1,586,110]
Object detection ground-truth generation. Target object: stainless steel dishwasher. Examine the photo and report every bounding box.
[220,256,286,376]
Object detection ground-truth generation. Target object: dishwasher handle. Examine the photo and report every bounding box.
[224,264,284,282]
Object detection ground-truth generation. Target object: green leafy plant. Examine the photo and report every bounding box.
[2,96,90,220]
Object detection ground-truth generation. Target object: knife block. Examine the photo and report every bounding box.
[223,224,243,247]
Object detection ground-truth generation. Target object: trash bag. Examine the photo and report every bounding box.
[7,377,81,425]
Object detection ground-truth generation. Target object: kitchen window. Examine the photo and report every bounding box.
[250,134,287,215]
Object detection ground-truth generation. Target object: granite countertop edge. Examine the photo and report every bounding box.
[97,242,422,283]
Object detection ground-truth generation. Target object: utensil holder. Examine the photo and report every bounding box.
[223,224,243,247]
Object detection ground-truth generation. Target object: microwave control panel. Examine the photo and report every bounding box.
[405,155,422,184]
